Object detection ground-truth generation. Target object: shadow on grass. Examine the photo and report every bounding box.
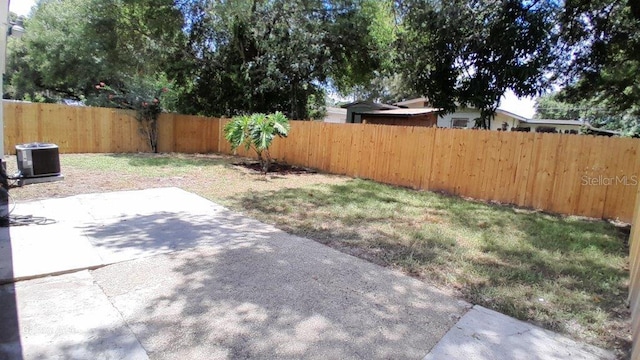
[107,153,232,168]
[230,178,630,352]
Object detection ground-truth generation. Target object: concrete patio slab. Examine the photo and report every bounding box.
[0,188,274,282]
[423,305,615,360]
[91,233,469,359]
[0,223,103,283]
[0,188,617,359]
[0,270,148,360]
[1,187,471,359]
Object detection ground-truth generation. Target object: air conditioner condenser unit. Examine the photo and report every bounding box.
[14,143,64,186]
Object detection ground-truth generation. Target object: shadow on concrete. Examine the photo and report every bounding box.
[0,226,24,359]
[77,209,276,263]
[26,326,145,360]
[90,217,468,359]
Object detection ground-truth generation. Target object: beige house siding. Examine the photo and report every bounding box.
[437,109,520,130]
[324,107,347,123]
[394,97,429,108]
[437,110,581,133]
[491,112,522,131]
[437,108,480,128]
[360,97,584,133]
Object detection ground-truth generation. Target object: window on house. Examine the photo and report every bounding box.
[451,118,469,128]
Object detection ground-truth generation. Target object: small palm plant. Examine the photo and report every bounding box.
[224,112,290,173]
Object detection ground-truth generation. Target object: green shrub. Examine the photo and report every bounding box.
[224,112,290,173]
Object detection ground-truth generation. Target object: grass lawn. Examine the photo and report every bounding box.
[7,153,631,355]
[231,180,630,350]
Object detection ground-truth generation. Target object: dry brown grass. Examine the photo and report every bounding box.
[6,153,349,204]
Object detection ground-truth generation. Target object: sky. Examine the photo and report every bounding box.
[9,0,35,17]
[8,0,538,118]
[499,91,537,118]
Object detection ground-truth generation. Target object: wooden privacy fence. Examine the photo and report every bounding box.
[9,101,640,356]
[5,102,640,223]
[252,121,640,223]
[3,102,221,154]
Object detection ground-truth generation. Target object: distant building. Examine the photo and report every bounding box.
[340,101,400,124]
[359,108,438,127]
[333,98,602,134]
[393,98,586,133]
[338,101,438,127]
[323,107,347,123]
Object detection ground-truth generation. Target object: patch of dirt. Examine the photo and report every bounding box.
[233,161,317,175]
[4,153,348,205]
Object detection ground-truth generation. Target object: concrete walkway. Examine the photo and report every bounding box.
[0,188,615,359]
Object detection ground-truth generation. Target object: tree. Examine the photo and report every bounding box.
[526,1,640,137]
[6,0,186,103]
[534,93,582,120]
[328,0,397,96]
[554,0,640,123]
[398,0,559,128]
[94,78,171,153]
[343,73,420,104]
[535,92,640,136]
[224,112,290,173]
[178,0,320,118]
[178,0,396,119]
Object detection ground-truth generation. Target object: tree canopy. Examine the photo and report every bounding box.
[535,91,640,136]
[5,0,640,128]
[176,0,396,118]
[555,0,640,120]
[7,0,185,104]
[529,0,640,135]
[398,0,559,128]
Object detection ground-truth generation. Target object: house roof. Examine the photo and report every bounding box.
[357,108,439,118]
[340,101,399,110]
[392,97,428,107]
[521,118,584,126]
[387,98,534,122]
[326,106,347,115]
[584,122,623,136]
[495,108,530,122]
